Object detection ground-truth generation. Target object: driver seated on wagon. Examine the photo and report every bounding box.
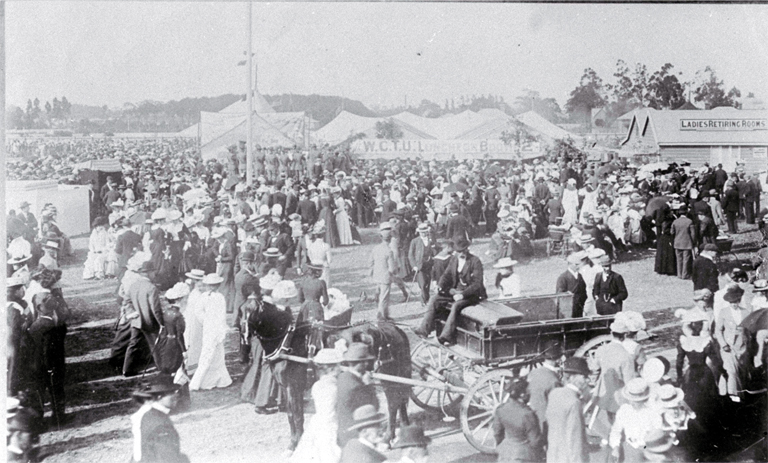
[414,236,487,346]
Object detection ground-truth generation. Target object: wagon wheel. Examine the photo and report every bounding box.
[574,334,613,386]
[460,369,515,455]
[410,341,464,413]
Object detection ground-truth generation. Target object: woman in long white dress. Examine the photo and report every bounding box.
[306,222,332,287]
[290,349,343,463]
[83,217,110,280]
[332,188,353,246]
[182,269,206,369]
[561,179,580,225]
[189,273,232,390]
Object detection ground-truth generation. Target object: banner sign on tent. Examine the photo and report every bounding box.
[351,139,540,160]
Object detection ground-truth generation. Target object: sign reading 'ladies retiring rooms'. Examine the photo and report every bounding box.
[680,119,767,131]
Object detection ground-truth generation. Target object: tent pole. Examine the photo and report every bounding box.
[246,1,254,186]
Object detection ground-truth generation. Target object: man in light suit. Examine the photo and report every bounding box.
[555,252,588,318]
[415,236,487,345]
[546,357,590,463]
[369,222,397,320]
[336,344,379,447]
[124,261,165,376]
[408,223,436,305]
[671,205,696,280]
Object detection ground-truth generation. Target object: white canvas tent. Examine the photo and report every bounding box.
[200,112,297,160]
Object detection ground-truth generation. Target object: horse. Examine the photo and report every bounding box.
[248,299,312,452]
[327,320,412,442]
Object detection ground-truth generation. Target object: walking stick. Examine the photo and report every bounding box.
[48,370,61,429]
[140,326,165,381]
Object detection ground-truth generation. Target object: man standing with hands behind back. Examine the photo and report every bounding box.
[556,252,588,318]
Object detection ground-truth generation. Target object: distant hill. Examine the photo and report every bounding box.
[264,94,377,127]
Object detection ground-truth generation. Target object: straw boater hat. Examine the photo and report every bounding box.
[201,274,224,285]
[185,269,205,280]
[753,279,768,292]
[307,263,324,272]
[167,210,183,222]
[656,384,684,408]
[347,405,386,432]
[622,378,650,402]
[610,317,629,334]
[493,257,518,269]
[259,271,282,291]
[165,282,190,301]
[263,247,281,258]
[151,209,167,221]
[6,275,26,288]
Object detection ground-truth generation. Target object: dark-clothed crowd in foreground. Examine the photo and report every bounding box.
[6,136,768,462]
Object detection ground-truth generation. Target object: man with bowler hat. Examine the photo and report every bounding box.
[392,425,431,463]
[336,343,379,447]
[339,405,387,463]
[545,357,591,463]
[130,376,188,463]
[415,236,486,346]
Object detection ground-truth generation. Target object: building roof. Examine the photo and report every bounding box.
[621,108,768,147]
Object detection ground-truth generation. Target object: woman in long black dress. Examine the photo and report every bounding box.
[655,208,677,275]
[317,192,340,248]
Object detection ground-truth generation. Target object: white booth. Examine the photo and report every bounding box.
[6,180,91,237]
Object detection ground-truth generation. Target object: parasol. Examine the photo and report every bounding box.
[639,162,676,174]
[645,195,671,217]
[182,188,208,203]
[740,308,768,336]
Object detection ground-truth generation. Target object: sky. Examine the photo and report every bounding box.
[7,2,768,110]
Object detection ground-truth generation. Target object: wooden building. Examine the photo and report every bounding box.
[620,107,768,173]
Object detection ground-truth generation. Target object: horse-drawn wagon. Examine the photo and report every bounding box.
[406,293,615,454]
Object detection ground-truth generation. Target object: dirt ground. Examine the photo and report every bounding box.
[36,223,763,462]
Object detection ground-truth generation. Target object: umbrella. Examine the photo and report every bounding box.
[740,308,768,336]
[484,164,503,176]
[443,182,469,193]
[645,195,671,217]
[639,162,676,174]
[596,163,620,178]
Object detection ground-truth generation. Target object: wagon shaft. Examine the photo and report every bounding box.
[371,372,469,394]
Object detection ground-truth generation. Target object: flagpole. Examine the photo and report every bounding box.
[246,1,253,185]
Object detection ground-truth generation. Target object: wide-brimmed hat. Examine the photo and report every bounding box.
[307,263,324,272]
[6,275,26,288]
[7,253,31,265]
[348,404,386,432]
[596,254,612,266]
[562,357,590,376]
[622,378,650,402]
[610,318,629,334]
[392,425,431,449]
[723,284,745,303]
[416,223,430,233]
[753,279,768,292]
[641,356,671,384]
[343,342,376,363]
[681,307,709,324]
[167,210,183,221]
[240,251,255,262]
[165,282,191,301]
[150,209,167,221]
[185,269,205,280]
[201,273,224,285]
[211,228,227,239]
[263,247,281,258]
[133,375,181,400]
[656,384,684,408]
[493,257,518,269]
[379,222,392,231]
[454,237,470,252]
[272,280,298,300]
[259,272,282,291]
[313,348,343,365]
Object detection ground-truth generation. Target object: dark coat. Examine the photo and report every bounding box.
[722,188,740,213]
[546,387,588,463]
[714,168,728,189]
[128,276,165,333]
[692,256,719,293]
[555,270,587,318]
[445,214,472,241]
[431,254,452,284]
[339,439,387,463]
[438,254,487,301]
[408,236,435,272]
[493,399,543,462]
[297,199,317,225]
[234,268,260,326]
[298,276,328,306]
[336,371,379,446]
[526,366,561,430]
[134,407,189,463]
[593,271,628,315]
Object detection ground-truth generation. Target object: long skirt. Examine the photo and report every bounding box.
[655,234,677,275]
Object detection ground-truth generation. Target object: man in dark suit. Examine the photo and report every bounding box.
[115,218,142,283]
[124,261,165,376]
[233,252,259,329]
[714,164,728,194]
[380,192,397,224]
[265,222,295,277]
[692,244,719,293]
[296,190,317,226]
[17,201,38,236]
[336,343,379,447]
[526,340,562,438]
[268,183,287,217]
[556,253,588,318]
[722,181,740,234]
[592,255,628,315]
[415,237,487,345]
[284,182,299,217]
[339,404,387,463]
[445,203,472,241]
[744,173,758,224]
[130,376,188,463]
[408,223,436,305]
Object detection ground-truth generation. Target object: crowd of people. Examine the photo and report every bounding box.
[6,136,768,462]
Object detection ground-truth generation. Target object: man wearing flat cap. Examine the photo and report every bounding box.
[415,236,486,346]
[336,343,379,447]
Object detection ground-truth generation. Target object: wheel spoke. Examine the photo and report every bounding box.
[479,424,493,446]
[426,347,437,366]
[466,410,493,422]
[470,391,494,410]
[488,382,499,405]
[471,414,495,435]
[498,377,506,402]
[423,387,435,405]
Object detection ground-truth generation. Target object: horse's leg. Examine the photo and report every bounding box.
[386,389,399,443]
[400,393,410,426]
[286,363,307,451]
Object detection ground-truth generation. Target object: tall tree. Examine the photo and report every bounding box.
[646,63,686,109]
[44,101,52,114]
[566,68,606,125]
[61,96,72,116]
[375,118,403,140]
[693,66,741,109]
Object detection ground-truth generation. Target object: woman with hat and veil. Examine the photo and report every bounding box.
[492,377,543,462]
[290,349,344,463]
[189,273,232,390]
